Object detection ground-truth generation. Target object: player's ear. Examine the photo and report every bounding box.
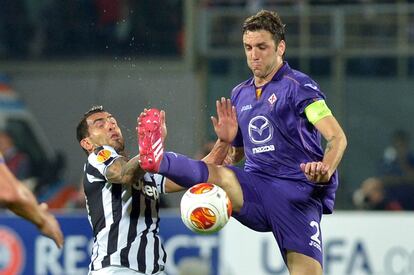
[277,40,285,56]
[80,138,93,152]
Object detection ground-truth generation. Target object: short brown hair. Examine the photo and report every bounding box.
[243,10,285,44]
[76,105,106,144]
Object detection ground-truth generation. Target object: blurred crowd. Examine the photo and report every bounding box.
[0,0,183,59]
[353,130,414,210]
[0,130,32,181]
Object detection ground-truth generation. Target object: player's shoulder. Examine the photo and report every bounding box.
[231,77,253,99]
[283,69,323,96]
[88,145,119,166]
[283,68,315,86]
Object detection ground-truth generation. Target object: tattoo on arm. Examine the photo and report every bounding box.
[122,156,144,183]
[325,136,335,154]
[106,156,143,184]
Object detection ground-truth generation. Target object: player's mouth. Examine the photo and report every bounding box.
[110,133,120,140]
[251,62,261,68]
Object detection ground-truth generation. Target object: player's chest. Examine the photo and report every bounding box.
[130,179,159,200]
[236,87,291,125]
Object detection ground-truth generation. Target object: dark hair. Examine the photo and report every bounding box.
[76,105,106,144]
[243,10,285,44]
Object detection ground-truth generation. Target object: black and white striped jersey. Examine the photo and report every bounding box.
[83,145,167,274]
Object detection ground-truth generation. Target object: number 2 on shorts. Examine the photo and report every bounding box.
[310,220,321,245]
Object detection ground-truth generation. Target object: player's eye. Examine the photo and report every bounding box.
[109,117,117,124]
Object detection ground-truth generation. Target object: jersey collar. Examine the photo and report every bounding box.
[271,61,290,82]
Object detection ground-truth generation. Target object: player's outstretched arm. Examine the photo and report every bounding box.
[0,159,64,248]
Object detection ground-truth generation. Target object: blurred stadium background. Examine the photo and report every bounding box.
[0,0,414,274]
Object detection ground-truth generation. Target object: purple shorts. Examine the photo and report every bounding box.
[227,166,327,267]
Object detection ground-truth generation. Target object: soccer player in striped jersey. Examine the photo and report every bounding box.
[138,10,347,275]
[0,152,63,248]
[77,106,228,275]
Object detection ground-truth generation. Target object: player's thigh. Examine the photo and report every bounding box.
[206,164,244,211]
[286,251,322,275]
[263,179,324,266]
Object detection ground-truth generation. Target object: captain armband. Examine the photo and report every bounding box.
[304,100,332,125]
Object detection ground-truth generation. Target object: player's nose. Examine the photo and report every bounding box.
[251,47,260,59]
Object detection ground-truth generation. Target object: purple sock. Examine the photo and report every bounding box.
[158,152,209,188]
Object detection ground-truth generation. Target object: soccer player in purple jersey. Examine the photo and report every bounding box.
[138,10,347,275]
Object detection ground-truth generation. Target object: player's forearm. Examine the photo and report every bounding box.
[202,139,231,165]
[0,159,46,228]
[123,155,145,183]
[106,156,144,184]
[322,131,347,176]
[164,179,185,193]
[7,183,46,228]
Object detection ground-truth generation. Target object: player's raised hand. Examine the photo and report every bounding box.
[211,97,238,143]
[38,203,64,248]
[300,161,331,183]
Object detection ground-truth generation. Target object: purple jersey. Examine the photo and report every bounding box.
[231,62,338,213]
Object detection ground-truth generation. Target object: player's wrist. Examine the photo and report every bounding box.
[217,138,231,145]
[35,210,48,229]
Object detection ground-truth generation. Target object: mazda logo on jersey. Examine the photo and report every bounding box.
[248,116,273,145]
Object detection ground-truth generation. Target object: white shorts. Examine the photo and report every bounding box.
[89,266,166,275]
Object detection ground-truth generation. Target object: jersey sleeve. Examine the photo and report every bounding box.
[87,145,122,180]
[144,173,166,194]
[294,80,327,116]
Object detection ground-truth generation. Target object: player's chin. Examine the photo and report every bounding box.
[252,70,263,77]
[112,141,125,152]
